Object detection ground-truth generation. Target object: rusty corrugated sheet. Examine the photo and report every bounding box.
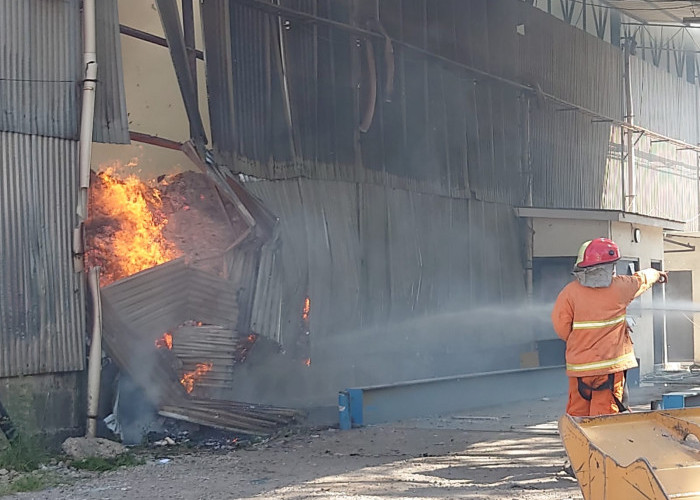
[93,0,130,144]
[0,0,81,139]
[0,132,85,377]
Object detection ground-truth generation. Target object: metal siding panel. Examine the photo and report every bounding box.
[517,2,621,119]
[203,0,698,225]
[531,103,616,210]
[245,180,309,345]
[246,178,527,342]
[201,0,237,161]
[0,0,81,139]
[0,132,85,377]
[93,0,130,144]
[634,135,699,230]
[630,56,700,146]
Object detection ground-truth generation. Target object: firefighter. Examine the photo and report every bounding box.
[551,238,667,417]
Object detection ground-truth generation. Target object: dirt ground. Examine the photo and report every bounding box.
[8,397,583,500]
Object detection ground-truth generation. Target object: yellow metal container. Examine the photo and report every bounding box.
[559,408,700,500]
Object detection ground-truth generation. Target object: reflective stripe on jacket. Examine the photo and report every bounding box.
[551,270,660,377]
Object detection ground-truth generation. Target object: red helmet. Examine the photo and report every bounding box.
[576,238,620,268]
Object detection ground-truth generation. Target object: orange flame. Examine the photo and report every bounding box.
[155,332,173,350]
[248,334,256,342]
[304,358,311,367]
[180,362,213,394]
[91,167,181,284]
[302,297,311,321]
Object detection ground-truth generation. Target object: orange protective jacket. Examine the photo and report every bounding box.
[551,269,660,377]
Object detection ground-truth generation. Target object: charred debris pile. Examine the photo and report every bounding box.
[85,168,299,441]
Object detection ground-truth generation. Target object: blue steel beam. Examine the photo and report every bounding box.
[340,366,567,427]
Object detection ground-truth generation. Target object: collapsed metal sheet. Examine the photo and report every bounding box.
[100,257,299,434]
[100,258,239,404]
[155,0,207,146]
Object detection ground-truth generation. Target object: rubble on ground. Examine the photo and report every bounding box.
[61,437,126,460]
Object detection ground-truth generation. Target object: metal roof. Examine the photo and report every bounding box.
[515,207,686,230]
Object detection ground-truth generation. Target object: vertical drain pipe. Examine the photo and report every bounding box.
[78,0,100,437]
[623,39,636,213]
[77,0,97,223]
[86,267,103,437]
[521,93,534,300]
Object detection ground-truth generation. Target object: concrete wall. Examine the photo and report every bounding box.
[92,0,210,178]
[664,235,700,362]
[612,222,665,374]
[532,218,609,257]
[531,217,666,375]
[0,372,85,448]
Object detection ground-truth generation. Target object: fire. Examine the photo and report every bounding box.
[155,332,173,350]
[89,167,181,284]
[302,297,311,321]
[304,358,311,367]
[180,362,213,394]
[248,334,256,342]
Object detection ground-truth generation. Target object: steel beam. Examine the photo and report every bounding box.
[339,366,566,428]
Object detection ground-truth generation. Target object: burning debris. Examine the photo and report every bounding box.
[180,362,214,394]
[85,165,247,285]
[155,332,173,350]
[170,324,258,397]
[302,297,310,321]
[86,167,181,285]
[87,164,297,440]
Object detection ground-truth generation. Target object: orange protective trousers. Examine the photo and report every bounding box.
[566,371,625,417]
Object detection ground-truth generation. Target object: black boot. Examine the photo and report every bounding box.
[562,460,575,478]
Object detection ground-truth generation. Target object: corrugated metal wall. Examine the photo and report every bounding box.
[202,0,699,223]
[245,178,526,346]
[0,0,82,139]
[0,0,129,143]
[0,132,85,377]
[631,55,700,146]
[93,0,130,144]
[0,0,129,378]
[201,0,532,204]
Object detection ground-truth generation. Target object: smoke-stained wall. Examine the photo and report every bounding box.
[238,178,530,402]
[192,0,700,401]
